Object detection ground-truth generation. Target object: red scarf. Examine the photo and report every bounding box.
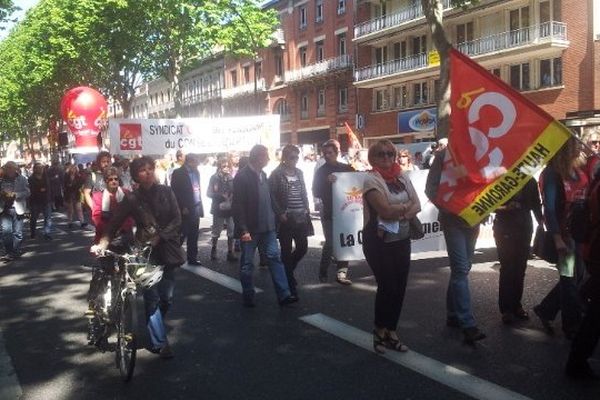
[371,163,402,183]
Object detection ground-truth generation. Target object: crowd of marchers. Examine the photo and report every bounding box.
[1,132,599,379]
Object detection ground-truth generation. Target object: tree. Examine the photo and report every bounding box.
[421,0,479,139]
[0,0,16,26]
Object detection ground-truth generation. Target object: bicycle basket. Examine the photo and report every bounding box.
[126,247,164,288]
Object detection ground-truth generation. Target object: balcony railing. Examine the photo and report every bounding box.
[148,100,175,114]
[354,0,451,40]
[182,90,221,105]
[457,21,567,56]
[355,21,568,83]
[355,53,427,82]
[221,78,265,99]
[284,54,352,83]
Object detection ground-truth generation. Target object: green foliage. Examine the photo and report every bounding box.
[0,0,16,25]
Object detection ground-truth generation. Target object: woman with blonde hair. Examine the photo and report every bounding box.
[397,148,419,172]
[362,140,421,353]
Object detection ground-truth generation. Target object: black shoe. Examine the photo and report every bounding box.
[533,305,554,335]
[243,297,255,308]
[502,312,516,325]
[318,274,328,283]
[446,316,461,328]
[463,327,486,344]
[514,307,530,320]
[279,295,299,307]
[566,360,599,380]
[81,222,88,229]
[187,260,202,266]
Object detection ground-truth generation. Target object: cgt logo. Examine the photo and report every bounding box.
[120,123,142,150]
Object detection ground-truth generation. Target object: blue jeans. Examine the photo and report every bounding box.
[443,223,480,328]
[30,203,52,236]
[240,230,290,303]
[143,267,176,349]
[1,209,24,256]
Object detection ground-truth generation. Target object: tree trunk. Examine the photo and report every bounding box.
[422,0,451,140]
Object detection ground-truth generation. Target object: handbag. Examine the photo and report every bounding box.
[533,225,558,264]
[409,216,425,240]
[218,199,232,211]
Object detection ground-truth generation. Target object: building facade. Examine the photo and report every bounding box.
[354,0,600,145]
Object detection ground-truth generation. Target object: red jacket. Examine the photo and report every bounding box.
[92,189,134,243]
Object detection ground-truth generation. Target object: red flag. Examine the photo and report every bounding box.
[435,49,571,226]
[344,121,362,150]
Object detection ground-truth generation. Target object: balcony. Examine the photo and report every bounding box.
[148,100,175,115]
[221,78,265,99]
[354,0,451,42]
[355,21,568,86]
[284,55,353,84]
[355,53,428,83]
[182,90,221,106]
[457,21,568,57]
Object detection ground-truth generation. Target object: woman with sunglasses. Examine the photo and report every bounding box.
[397,148,419,172]
[362,140,421,353]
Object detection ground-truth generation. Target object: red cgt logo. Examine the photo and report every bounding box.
[120,123,142,150]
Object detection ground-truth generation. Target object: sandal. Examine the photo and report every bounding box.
[386,332,409,352]
[373,329,386,354]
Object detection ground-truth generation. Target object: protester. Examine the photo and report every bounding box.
[63,164,86,229]
[493,179,543,324]
[0,161,30,260]
[170,153,204,266]
[82,151,112,220]
[362,140,421,353]
[166,149,185,186]
[28,163,53,240]
[232,144,296,307]
[425,146,486,344]
[534,136,588,339]
[584,130,600,181]
[207,156,237,262]
[397,148,419,171]
[312,139,355,285]
[269,144,314,298]
[93,156,184,359]
[47,160,64,210]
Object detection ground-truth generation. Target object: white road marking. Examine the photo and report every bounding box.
[0,330,22,400]
[300,313,534,400]
[182,264,263,294]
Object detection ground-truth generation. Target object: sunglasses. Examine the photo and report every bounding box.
[400,154,409,158]
[106,177,119,182]
[375,151,395,158]
[591,141,600,145]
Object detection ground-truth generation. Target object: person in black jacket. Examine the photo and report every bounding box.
[93,156,183,359]
[493,178,543,324]
[28,163,53,240]
[269,145,313,297]
[232,144,296,308]
[170,153,204,265]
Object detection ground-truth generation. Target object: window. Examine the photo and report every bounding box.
[540,0,561,23]
[510,62,530,91]
[433,79,441,102]
[375,89,388,111]
[299,6,307,29]
[489,67,501,78]
[275,99,290,121]
[255,62,262,81]
[299,46,307,67]
[230,70,237,87]
[337,0,346,15]
[316,0,323,23]
[540,57,562,87]
[393,86,408,109]
[413,82,428,105]
[375,46,388,64]
[338,87,348,112]
[275,54,283,77]
[509,6,530,44]
[456,22,474,44]
[393,41,407,60]
[300,92,308,119]
[317,88,325,117]
[337,33,346,56]
[412,35,427,55]
[243,66,250,83]
[316,41,324,62]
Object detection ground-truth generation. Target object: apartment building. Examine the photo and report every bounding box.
[354,0,600,145]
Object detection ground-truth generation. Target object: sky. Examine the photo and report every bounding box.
[0,0,40,41]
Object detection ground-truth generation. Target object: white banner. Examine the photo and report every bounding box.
[332,170,447,261]
[108,115,280,156]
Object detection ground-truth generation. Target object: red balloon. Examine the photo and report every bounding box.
[60,86,108,149]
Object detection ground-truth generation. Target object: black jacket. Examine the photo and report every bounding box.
[170,165,204,217]
[28,174,51,205]
[312,161,354,220]
[232,165,271,238]
[269,164,314,236]
[104,184,184,266]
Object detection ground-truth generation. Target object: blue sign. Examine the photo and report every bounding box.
[397,107,437,134]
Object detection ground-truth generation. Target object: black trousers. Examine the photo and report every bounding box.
[278,224,308,295]
[181,209,200,262]
[363,229,411,330]
[569,274,600,365]
[494,227,532,314]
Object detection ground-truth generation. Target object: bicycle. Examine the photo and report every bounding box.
[87,245,163,382]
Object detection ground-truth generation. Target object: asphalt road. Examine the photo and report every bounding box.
[0,213,598,400]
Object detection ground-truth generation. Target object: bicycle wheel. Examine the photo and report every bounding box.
[116,292,137,382]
